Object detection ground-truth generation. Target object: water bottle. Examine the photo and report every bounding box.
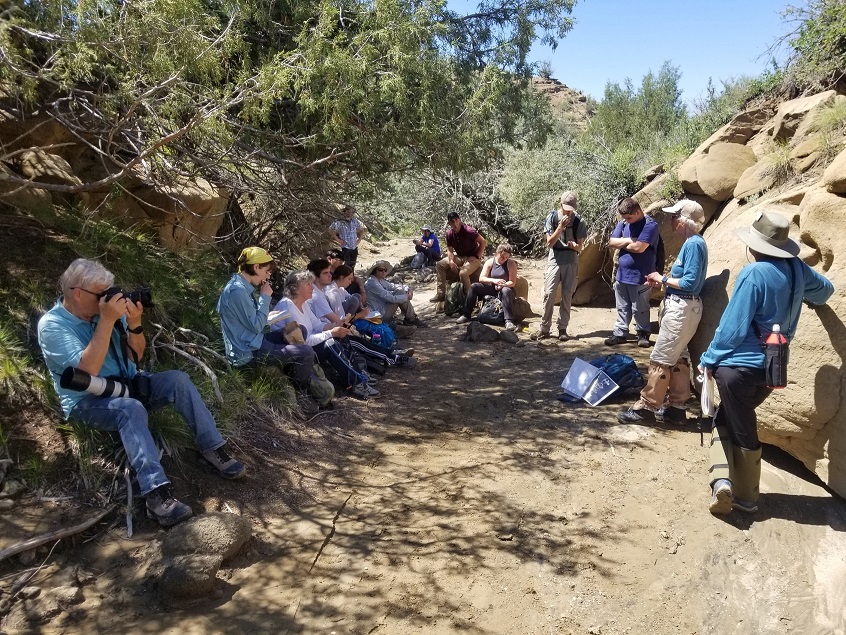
[373,332,381,349]
[764,323,788,389]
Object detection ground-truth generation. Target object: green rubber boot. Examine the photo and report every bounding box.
[731,445,761,513]
[708,425,734,514]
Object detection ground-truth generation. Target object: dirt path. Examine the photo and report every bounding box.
[5,240,846,634]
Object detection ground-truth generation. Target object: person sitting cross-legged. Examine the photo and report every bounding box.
[364,260,426,331]
[39,259,246,528]
[456,242,518,331]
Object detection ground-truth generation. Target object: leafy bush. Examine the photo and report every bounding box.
[783,0,846,91]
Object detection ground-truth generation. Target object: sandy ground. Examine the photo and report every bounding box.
[3,239,846,634]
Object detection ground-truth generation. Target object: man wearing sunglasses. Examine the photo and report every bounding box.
[606,198,661,348]
[39,258,245,528]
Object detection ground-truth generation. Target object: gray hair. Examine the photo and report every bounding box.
[284,270,314,298]
[560,190,578,208]
[677,215,702,235]
[59,258,114,296]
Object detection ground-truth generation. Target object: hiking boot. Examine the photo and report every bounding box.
[350,383,381,399]
[558,330,569,341]
[201,444,246,480]
[405,317,427,328]
[604,334,628,346]
[505,321,518,332]
[616,407,656,424]
[709,479,733,515]
[295,390,319,417]
[393,348,414,357]
[732,498,758,514]
[393,324,417,338]
[529,331,550,341]
[456,315,470,324]
[429,294,445,302]
[660,406,687,425]
[145,485,193,527]
[395,355,417,368]
[637,334,651,348]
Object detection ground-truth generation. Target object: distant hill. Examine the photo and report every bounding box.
[531,76,593,130]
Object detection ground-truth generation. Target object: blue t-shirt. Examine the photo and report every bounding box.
[612,217,659,284]
[700,258,833,369]
[421,233,441,256]
[668,234,708,297]
[38,300,137,418]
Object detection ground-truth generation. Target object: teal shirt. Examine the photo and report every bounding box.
[669,234,708,296]
[700,258,834,369]
[38,299,137,418]
[216,273,271,367]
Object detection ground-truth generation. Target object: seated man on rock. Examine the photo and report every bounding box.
[365,260,426,334]
[39,259,245,528]
[456,242,518,331]
[430,211,486,302]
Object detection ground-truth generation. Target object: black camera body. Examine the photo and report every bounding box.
[102,286,154,307]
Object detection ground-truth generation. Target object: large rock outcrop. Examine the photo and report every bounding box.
[637,90,846,497]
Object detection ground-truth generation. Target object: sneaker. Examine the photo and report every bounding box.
[505,321,518,332]
[201,445,247,480]
[295,390,320,417]
[709,479,733,515]
[429,294,445,302]
[732,498,758,514]
[660,406,687,425]
[616,408,656,424]
[395,355,417,368]
[456,315,470,324]
[145,485,193,527]
[558,330,569,341]
[393,348,415,357]
[637,334,651,348]
[605,334,628,346]
[350,383,381,399]
[529,331,550,341]
[393,324,417,338]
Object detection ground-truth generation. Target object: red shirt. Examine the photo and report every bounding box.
[446,225,481,257]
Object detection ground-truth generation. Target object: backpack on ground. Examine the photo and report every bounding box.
[477,296,505,325]
[410,252,427,269]
[352,319,397,351]
[512,297,532,322]
[444,282,465,316]
[590,354,644,396]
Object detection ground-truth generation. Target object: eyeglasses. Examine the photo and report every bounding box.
[375,267,387,272]
[72,287,106,299]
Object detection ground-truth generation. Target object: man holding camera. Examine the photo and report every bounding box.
[38,259,245,528]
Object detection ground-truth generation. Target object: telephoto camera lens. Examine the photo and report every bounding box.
[60,367,131,398]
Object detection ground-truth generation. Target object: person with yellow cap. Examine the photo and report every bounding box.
[217,247,327,413]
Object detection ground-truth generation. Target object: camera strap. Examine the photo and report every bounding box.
[111,322,139,378]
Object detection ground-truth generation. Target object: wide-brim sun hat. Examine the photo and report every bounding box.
[368,260,393,276]
[733,210,800,259]
[421,225,433,232]
[661,199,705,224]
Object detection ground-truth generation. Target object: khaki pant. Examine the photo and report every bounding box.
[384,300,416,324]
[540,260,578,335]
[436,256,482,296]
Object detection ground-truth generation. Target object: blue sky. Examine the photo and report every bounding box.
[455,0,795,105]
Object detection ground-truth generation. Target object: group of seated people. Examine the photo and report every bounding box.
[217,247,427,412]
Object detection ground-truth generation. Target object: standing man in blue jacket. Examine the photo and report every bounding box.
[699,211,834,516]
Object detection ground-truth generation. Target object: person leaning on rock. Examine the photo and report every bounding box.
[531,190,587,342]
[617,200,707,425]
[38,259,246,528]
[699,210,833,516]
[456,242,519,331]
[605,198,660,348]
[430,211,486,302]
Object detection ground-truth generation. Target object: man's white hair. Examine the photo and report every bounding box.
[59,259,114,296]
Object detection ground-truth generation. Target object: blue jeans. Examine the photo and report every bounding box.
[255,331,315,387]
[69,370,225,496]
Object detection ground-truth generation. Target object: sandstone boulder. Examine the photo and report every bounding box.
[680,143,757,202]
[772,91,837,141]
[820,146,846,194]
[159,554,223,605]
[734,160,778,200]
[161,512,251,562]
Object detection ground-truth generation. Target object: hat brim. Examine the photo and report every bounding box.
[734,227,800,258]
[368,261,393,276]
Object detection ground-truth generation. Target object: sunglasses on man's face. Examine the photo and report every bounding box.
[375,267,387,272]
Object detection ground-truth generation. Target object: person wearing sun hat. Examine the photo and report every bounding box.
[618,199,708,426]
[217,246,326,412]
[365,260,426,330]
[413,225,441,265]
[698,210,834,516]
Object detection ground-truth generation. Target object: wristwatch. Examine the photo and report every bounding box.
[127,325,144,334]
[661,275,668,286]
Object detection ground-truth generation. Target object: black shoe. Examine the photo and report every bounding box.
[660,406,687,424]
[616,408,656,424]
[201,445,247,479]
[145,485,193,527]
[558,330,569,341]
[637,334,651,348]
[604,334,627,346]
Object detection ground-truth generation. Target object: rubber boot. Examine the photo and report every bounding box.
[639,362,671,410]
[731,445,762,512]
[708,425,734,514]
[668,358,691,408]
